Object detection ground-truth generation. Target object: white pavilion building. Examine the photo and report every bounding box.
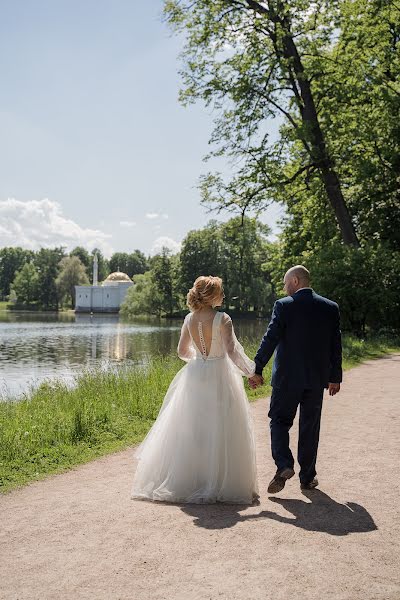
[74,254,134,313]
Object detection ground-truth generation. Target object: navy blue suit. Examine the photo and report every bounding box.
[254,288,342,483]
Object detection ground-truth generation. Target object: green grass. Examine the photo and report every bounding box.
[0,301,10,311]
[1,334,399,494]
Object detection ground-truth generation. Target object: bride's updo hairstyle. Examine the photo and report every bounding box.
[187,276,224,311]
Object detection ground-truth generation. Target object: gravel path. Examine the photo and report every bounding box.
[1,354,399,600]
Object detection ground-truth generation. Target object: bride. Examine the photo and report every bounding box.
[131,275,259,504]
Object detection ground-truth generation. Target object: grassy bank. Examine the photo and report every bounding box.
[1,335,399,494]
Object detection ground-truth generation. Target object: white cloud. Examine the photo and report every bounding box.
[120,220,137,228]
[145,212,169,220]
[0,198,113,257]
[150,236,181,256]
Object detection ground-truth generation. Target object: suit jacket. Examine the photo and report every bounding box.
[254,288,342,389]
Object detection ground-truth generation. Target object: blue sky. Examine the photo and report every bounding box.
[0,0,283,257]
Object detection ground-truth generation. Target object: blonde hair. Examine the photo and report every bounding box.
[187,276,224,311]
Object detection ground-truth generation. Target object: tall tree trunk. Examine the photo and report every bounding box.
[281,29,360,247]
[244,1,360,247]
[319,166,360,245]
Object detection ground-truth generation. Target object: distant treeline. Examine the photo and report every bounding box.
[0,246,148,311]
[0,216,274,316]
[1,213,399,334]
[121,217,275,319]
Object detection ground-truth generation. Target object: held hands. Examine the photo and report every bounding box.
[249,377,340,394]
[248,377,340,394]
[248,374,264,389]
[328,382,341,396]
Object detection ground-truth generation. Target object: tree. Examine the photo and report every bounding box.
[56,256,89,307]
[151,248,179,315]
[109,252,130,275]
[179,216,275,314]
[34,247,66,310]
[70,247,91,279]
[109,250,149,278]
[179,220,226,298]
[164,0,360,246]
[120,272,162,317]
[313,0,400,250]
[262,0,400,299]
[129,250,149,276]
[0,247,34,299]
[305,242,400,335]
[121,249,181,317]
[11,262,39,307]
[220,217,274,313]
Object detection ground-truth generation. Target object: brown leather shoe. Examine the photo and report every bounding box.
[300,477,319,490]
[267,467,295,494]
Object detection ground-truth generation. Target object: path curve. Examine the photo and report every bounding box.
[1,355,400,600]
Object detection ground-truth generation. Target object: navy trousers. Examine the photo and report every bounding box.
[268,386,324,484]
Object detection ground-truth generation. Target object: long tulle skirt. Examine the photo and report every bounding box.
[131,355,259,504]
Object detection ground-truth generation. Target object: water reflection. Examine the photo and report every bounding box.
[0,312,268,400]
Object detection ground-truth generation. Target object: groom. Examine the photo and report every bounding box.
[249,265,342,493]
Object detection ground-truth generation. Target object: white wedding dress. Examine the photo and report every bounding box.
[131,310,259,504]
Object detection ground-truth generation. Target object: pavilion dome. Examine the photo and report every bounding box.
[102,271,132,286]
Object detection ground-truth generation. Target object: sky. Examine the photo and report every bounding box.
[0,0,284,258]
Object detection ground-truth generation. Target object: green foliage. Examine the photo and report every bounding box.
[179,216,275,314]
[121,271,163,317]
[164,0,400,251]
[268,239,400,334]
[121,248,180,317]
[122,216,278,318]
[56,256,90,308]
[150,248,180,315]
[179,220,224,294]
[221,217,274,312]
[271,0,400,258]
[109,250,149,278]
[11,262,40,307]
[306,242,400,334]
[0,247,34,299]
[34,247,66,310]
[164,0,360,245]
[70,246,91,278]
[310,0,400,249]
[0,246,109,310]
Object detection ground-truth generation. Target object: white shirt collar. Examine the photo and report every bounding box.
[295,287,313,293]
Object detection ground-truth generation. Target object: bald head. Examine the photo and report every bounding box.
[283,265,311,296]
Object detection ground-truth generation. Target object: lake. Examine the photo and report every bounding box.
[0,311,267,400]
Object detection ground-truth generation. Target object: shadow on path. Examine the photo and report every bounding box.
[181,489,377,536]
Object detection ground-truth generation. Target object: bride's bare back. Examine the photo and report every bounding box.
[188,309,217,357]
[177,309,256,376]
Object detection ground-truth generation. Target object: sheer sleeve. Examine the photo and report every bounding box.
[177,314,196,362]
[221,313,256,377]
